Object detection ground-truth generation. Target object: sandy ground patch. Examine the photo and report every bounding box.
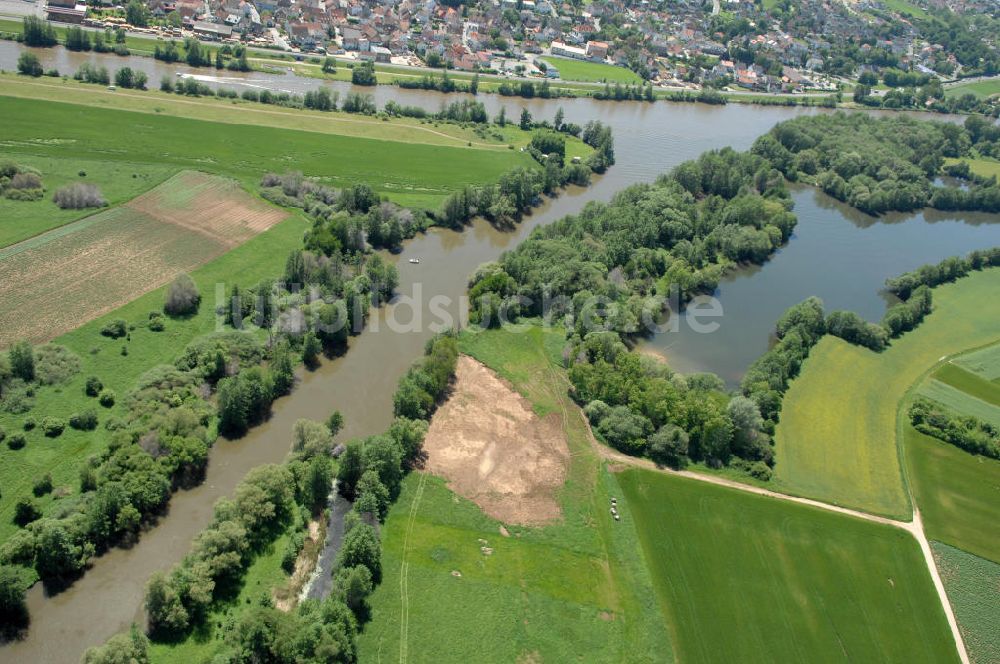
[422,355,570,526]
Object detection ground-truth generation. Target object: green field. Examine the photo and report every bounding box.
[954,344,1000,380]
[905,426,1000,564]
[878,0,929,19]
[619,466,958,663]
[932,542,1000,664]
[540,56,643,84]
[0,155,176,248]
[774,267,1000,518]
[357,325,673,663]
[944,79,1000,100]
[932,363,1000,406]
[0,83,534,210]
[917,380,1000,427]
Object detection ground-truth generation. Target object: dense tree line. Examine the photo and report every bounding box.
[753,113,1000,215]
[909,398,999,460]
[462,148,797,474]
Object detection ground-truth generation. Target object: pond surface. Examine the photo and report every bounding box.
[1,41,998,664]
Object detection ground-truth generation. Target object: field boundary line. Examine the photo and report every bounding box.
[398,470,427,664]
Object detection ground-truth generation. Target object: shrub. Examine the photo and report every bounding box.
[32,474,53,497]
[98,389,116,408]
[22,417,36,431]
[41,417,65,437]
[8,172,42,191]
[164,274,200,316]
[0,427,4,444]
[69,409,98,431]
[13,499,40,527]
[33,344,80,385]
[52,183,106,210]
[7,433,26,450]
[100,319,128,339]
[8,341,34,381]
[16,52,43,77]
[148,313,165,332]
[85,376,103,397]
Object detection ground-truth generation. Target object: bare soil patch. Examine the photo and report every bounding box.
[421,355,570,526]
[0,172,286,346]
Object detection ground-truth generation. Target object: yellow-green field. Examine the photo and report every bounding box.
[774,267,1000,518]
[932,542,1000,664]
[945,157,1000,180]
[944,79,1000,100]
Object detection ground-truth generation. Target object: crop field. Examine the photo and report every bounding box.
[357,325,673,663]
[932,362,1000,406]
[917,380,1000,427]
[0,91,535,210]
[0,171,287,347]
[954,344,1000,380]
[618,466,959,664]
[540,56,643,84]
[0,154,176,248]
[774,267,1000,518]
[0,202,307,545]
[932,542,1000,664]
[905,426,1000,564]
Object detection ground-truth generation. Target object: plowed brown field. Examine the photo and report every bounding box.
[0,171,287,346]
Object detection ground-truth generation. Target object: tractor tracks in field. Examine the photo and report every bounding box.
[398,470,427,664]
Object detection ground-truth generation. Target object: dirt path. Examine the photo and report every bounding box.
[1,78,510,150]
[398,471,427,664]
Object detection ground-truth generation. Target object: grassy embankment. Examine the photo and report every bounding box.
[357,325,673,663]
[0,90,542,548]
[539,56,643,84]
[773,267,1000,519]
[619,466,959,663]
[0,77,536,211]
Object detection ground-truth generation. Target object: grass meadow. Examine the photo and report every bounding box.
[932,542,1000,664]
[540,57,643,84]
[0,154,176,248]
[618,466,959,664]
[0,88,534,210]
[356,325,674,663]
[944,79,1000,100]
[954,344,1000,380]
[774,267,1000,518]
[905,426,1000,564]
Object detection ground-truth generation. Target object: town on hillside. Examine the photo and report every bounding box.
[32,0,1000,98]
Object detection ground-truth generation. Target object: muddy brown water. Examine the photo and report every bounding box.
[2,41,1000,663]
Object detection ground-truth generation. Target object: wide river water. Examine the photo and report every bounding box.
[1,42,999,663]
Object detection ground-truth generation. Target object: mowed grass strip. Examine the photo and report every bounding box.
[0,171,286,347]
[0,154,177,249]
[944,79,1000,99]
[917,380,1000,427]
[774,267,1000,518]
[954,344,1000,381]
[358,325,674,663]
[0,93,534,209]
[904,425,1000,564]
[618,466,960,664]
[934,362,1000,406]
[932,541,1000,664]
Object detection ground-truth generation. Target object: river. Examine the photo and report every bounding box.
[1,41,999,663]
